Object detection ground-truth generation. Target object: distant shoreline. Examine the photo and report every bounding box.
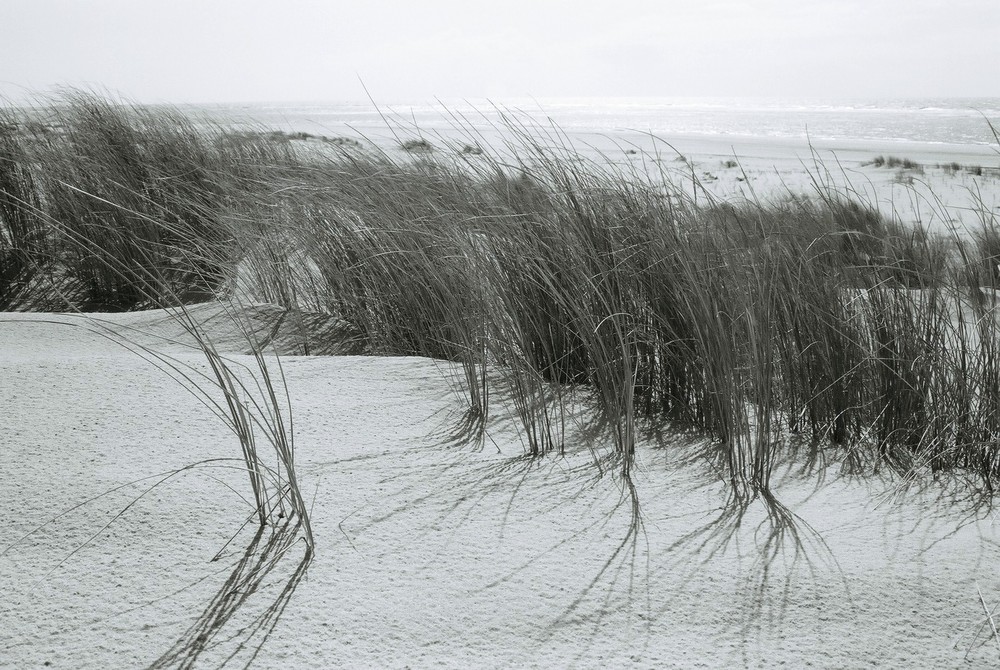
[182,96,1000,150]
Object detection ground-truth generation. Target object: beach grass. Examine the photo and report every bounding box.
[868,155,923,170]
[4,90,1000,518]
[0,93,315,556]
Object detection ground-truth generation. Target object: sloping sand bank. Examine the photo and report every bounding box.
[2,308,1000,668]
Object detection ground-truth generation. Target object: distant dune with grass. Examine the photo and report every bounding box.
[4,91,1000,668]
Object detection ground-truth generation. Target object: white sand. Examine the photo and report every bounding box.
[566,131,1000,232]
[674,137,999,232]
[3,307,1000,669]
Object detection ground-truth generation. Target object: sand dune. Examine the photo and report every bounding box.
[3,307,1000,668]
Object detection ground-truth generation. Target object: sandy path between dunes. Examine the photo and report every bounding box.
[2,309,1000,669]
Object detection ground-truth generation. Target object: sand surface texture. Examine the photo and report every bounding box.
[3,307,1000,669]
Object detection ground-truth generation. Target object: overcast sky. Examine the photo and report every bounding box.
[3,0,999,104]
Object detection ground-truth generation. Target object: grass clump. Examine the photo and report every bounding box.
[401,137,434,153]
[0,91,315,553]
[939,161,990,177]
[869,155,922,171]
[245,126,1000,503]
[0,93,254,310]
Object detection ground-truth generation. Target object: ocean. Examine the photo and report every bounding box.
[190,96,1000,150]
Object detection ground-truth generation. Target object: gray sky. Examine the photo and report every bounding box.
[3,0,999,103]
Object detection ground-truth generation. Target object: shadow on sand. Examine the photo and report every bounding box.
[148,518,312,670]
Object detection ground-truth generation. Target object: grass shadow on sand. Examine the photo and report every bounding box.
[148,518,312,670]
